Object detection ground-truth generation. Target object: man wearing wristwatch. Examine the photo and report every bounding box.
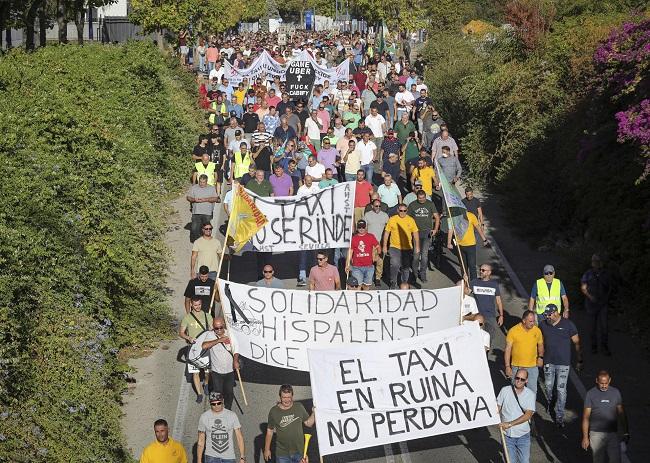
[197,392,246,463]
[540,304,582,428]
[504,310,544,396]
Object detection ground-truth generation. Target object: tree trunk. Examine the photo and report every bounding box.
[0,1,9,50]
[6,28,11,49]
[25,1,41,51]
[39,5,47,47]
[57,0,68,44]
[156,29,165,51]
[75,10,84,45]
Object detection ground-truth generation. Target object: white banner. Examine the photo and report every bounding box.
[308,324,500,456]
[222,50,349,87]
[218,280,463,371]
[244,182,355,252]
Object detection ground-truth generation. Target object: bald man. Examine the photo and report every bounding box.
[202,317,240,409]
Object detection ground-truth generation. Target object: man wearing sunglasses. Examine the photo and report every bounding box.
[201,318,240,410]
[528,264,570,324]
[497,369,536,463]
[197,392,245,463]
[191,223,223,281]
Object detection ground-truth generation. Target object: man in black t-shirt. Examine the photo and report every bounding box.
[184,265,215,314]
[242,104,260,144]
[370,95,390,123]
[192,135,210,161]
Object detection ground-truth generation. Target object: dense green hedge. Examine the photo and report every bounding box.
[0,42,203,462]
[422,3,650,347]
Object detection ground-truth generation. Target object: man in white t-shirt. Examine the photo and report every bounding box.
[394,84,415,121]
[304,109,324,150]
[356,132,377,184]
[305,155,326,181]
[297,175,320,196]
[201,317,239,410]
[365,107,387,141]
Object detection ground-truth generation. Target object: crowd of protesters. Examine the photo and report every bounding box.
[141,29,629,463]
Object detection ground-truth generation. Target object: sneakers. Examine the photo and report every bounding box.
[297,279,307,287]
[196,394,203,404]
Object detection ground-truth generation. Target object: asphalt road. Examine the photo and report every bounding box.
[122,185,594,463]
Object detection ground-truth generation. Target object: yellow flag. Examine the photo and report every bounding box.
[228,185,268,252]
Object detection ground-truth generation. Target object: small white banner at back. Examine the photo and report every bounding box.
[308,324,500,456]
[218,280,462,370]
[245,182,355,252]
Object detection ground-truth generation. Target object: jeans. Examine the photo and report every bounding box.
[412,231,431,277]
[511,365,538,396]
[205,457,235,463]
[459,244,477,281]
[588,304,609,349]
[277,453,303,463]
[481,315,498,348]
[543,364,570,421]
[199,54,206,73]
[209,371,235,410]
[345,173,356,182]
[388,247,413,285]
[208,61,216,72]
[351,266,375,286]
[298,250,314,281]
[191,214,213,243]
[361,163,374,185]
[590,431,620,463]
[504,432,531,463]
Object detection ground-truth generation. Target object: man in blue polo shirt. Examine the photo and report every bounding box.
[539,304,582,428]
[470,263,504,346]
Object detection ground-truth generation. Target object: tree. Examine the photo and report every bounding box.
[504,0,556,50]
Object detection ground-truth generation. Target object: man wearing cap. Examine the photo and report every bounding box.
[528,264,570,323]
[197,391,245,463]
[408,190,440,283]
[540,304,582,427]
[180,297,214,403]
[187,173,220,243]
[140,419,187,463]
[346,275,361,290]
[364,199,389,287]
[580,254,612,355]
[346,219,380,290]
[184,265,216,314]
[201,317,240,410]
[383,204,420,289]
[505,310,544,395]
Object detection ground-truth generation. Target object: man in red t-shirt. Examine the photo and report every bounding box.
[308,251,341,291]
[345,220,380,290]
[353,170,374,226]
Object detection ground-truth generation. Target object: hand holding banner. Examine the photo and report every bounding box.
[308,324,500,456]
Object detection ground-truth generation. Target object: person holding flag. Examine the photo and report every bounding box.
[436,159,488,281]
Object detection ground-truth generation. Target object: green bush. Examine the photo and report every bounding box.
[0,42,203,462]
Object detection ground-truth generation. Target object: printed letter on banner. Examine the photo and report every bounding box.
[244,182,356,252]
[218,280,462,371]
[308,324,500,455]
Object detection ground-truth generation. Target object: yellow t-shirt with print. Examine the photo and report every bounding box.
[384,215,419,250]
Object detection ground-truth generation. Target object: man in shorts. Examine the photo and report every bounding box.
[345,220,380,290]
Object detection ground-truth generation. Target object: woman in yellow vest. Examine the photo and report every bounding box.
[193,153,217,186]
[527,264,570,323]
[232,142,252,180]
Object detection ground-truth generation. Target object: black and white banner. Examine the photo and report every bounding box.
[244,182,355,252]
[217,280,463,370]
[308,324,499,455]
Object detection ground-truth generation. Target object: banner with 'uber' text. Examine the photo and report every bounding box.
[308,324,499,455]
[217,280,462,370]
[244,182,355,252]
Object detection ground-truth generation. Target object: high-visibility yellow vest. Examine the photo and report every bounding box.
[195,162,216,185]
[535,278,562,314]
[208,102,227,124]
[233,151,251,178]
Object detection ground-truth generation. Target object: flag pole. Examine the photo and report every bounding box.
[206,184,250,405]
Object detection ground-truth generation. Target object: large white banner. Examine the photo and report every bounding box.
[308,324,500,456]
[244,182,355,252]
[222,50,350,87]
[218,280,463,370]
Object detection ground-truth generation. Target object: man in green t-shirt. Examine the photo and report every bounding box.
[179,296,214,403]
[407,190,440,283]
[264,385,315,463]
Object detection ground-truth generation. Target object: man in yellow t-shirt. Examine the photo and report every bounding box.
[382,204,420,289]
[447,210,488,281]
[191,223,223,280]
[410,158,439,196]
[140,419,188,463]
[504,310,544,395]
